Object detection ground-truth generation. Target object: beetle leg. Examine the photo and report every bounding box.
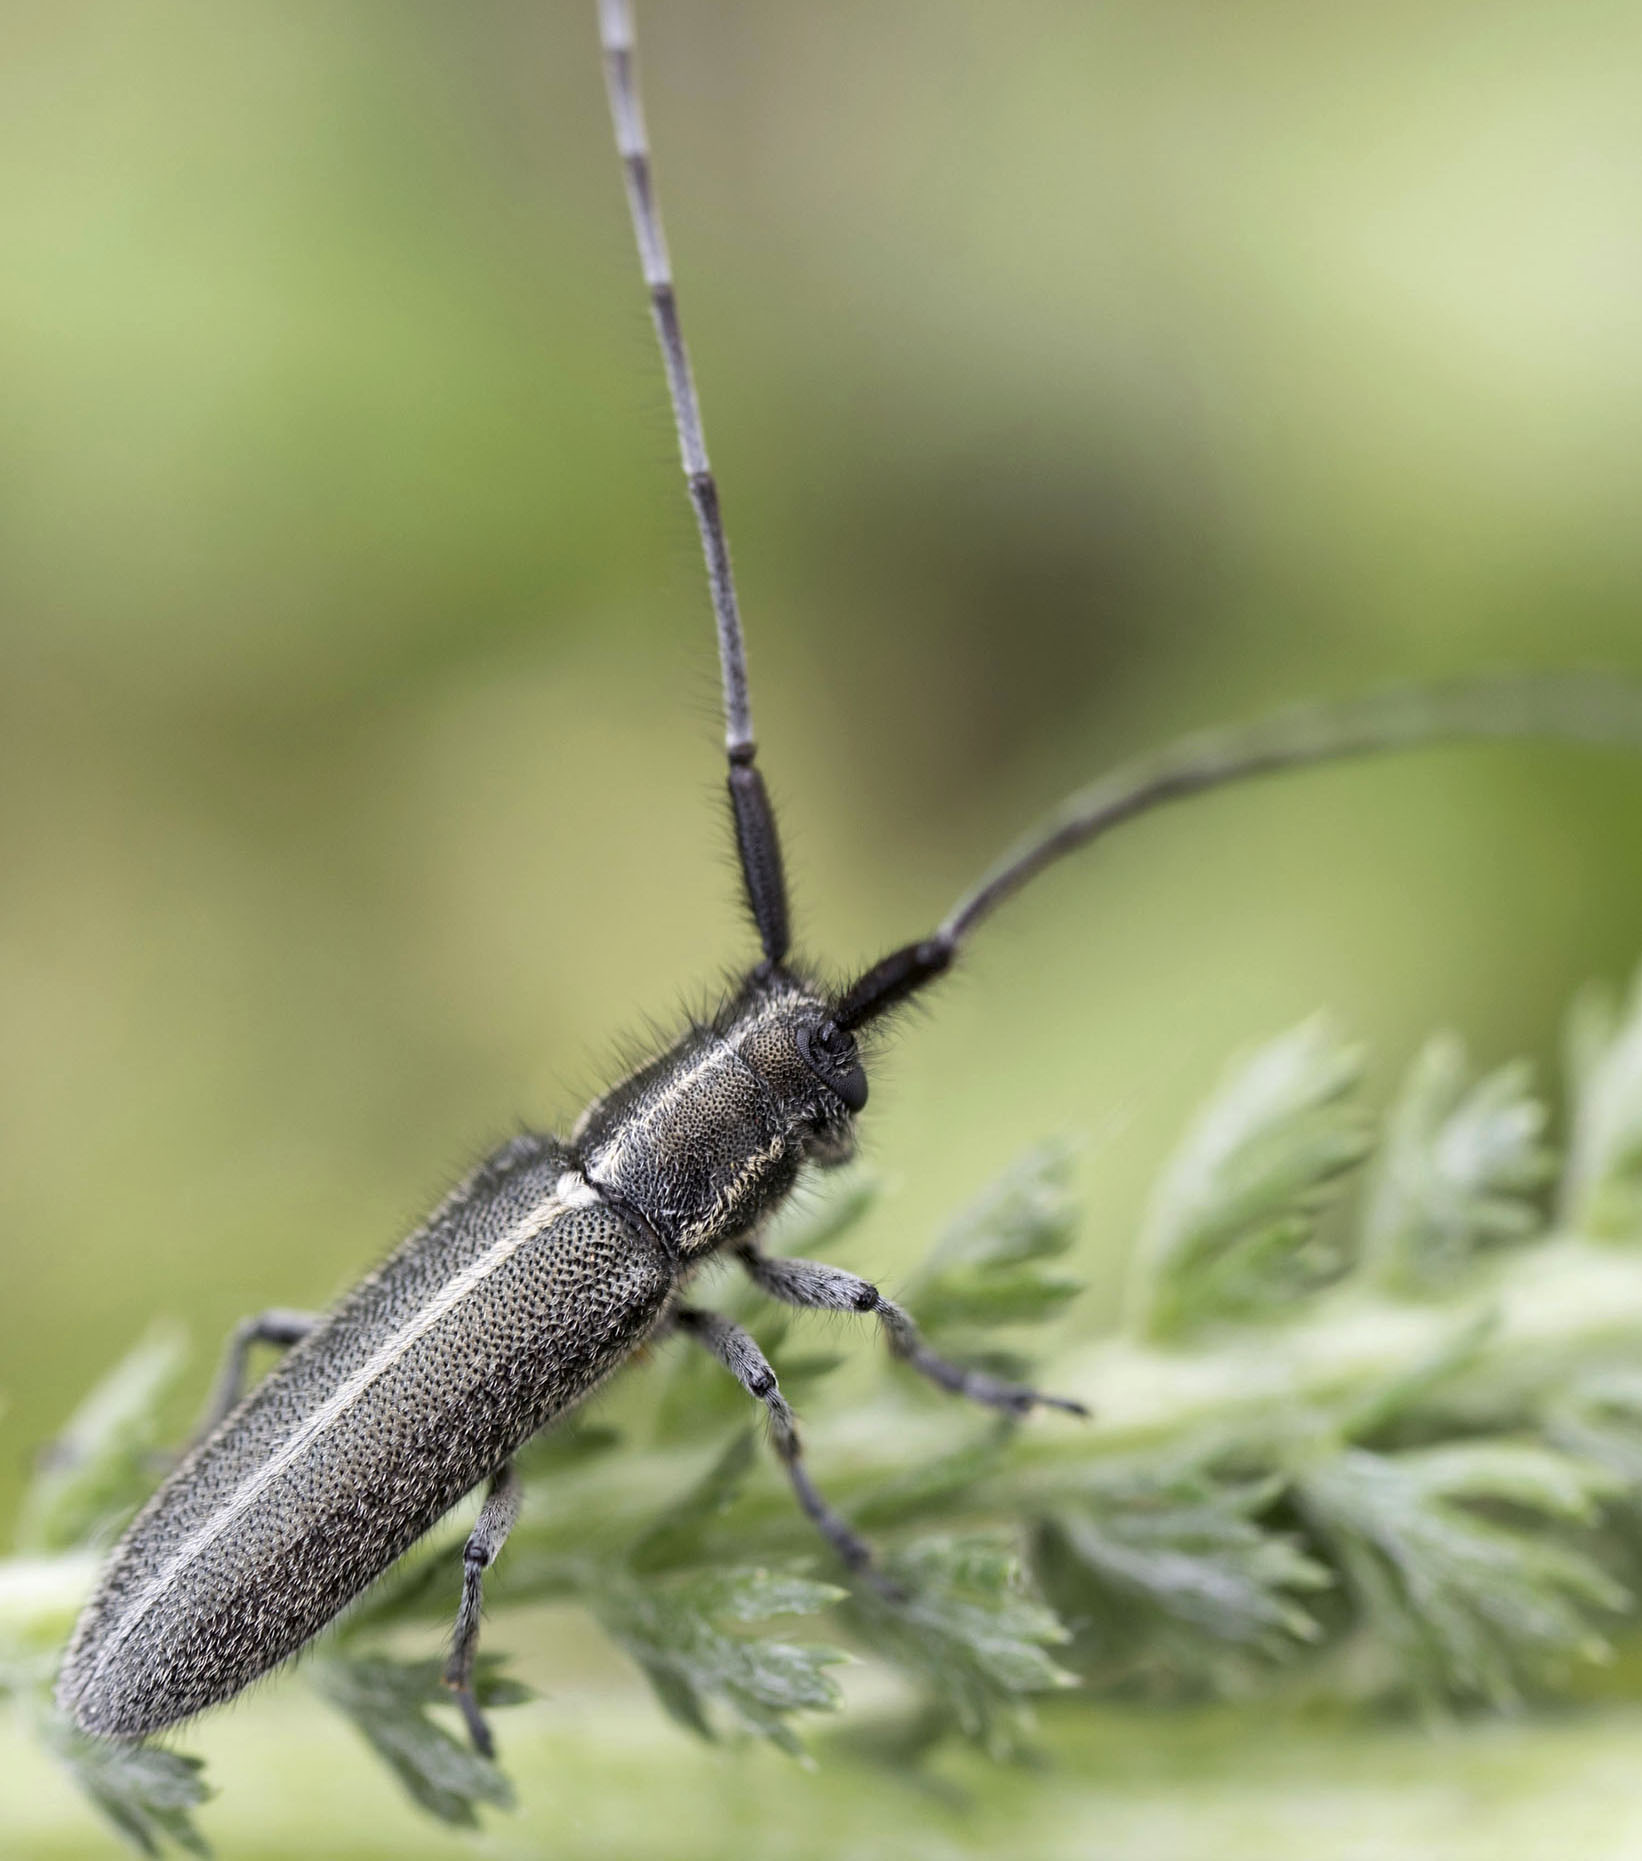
[674,1307,895,1590]
[194,1309,318,1445]
[735,1248,1089,1419]
[444,1461,522,1759]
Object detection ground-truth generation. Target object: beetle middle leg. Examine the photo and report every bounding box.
[444,1460,521,1759]
[674,1307,889,1585]
[734,1248,1088,1419]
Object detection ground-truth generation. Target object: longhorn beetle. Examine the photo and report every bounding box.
[56,0,1642,1760]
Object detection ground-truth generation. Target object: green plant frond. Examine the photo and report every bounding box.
[1335,1305,1499,1444]
[1543,1368,1642,1493]
[1128,1018,1372,1339]
[1363,1036,1553,1295]
[1033,1468,1329,1695]
[596,1564,848,1757]
[313,1654,522,1827]
[1561,970,1642,1238]
[1297,1442,1629,1706]
[17,1324,189,1555]
[37,1710,212,1858]
[847,1538,1074,1760]
[28,972,1642,1838]
[903,1138,1084,1341]
[625,1430,762,1577]
[854,1426,1016,1531]
[1384,1439,1625,1520]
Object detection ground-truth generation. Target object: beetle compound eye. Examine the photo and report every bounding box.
[797,1022,869,1113]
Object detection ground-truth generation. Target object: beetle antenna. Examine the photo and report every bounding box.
[834,672,1642,1028]
[598,0,790,969]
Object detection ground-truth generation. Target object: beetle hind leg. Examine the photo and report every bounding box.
[194,1308,319,1445]
[44,1308,323,1478]
[444,1461,522,1758]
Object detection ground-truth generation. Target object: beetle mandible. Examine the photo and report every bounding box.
[56,0,1642,1758]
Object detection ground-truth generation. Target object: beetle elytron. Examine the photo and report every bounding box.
[57,0,1642,1757]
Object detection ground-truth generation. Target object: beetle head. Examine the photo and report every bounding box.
[723,976,867,1167]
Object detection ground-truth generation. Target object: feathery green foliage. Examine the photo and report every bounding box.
[313,1655,524,1825]
[1363,1037,1555,1293]
[16,1325,189,1557]
[1127,1018,1372,1336]
[14,964,1642,1852]
[1035,1465,1330,1695]
[35,1718,211,1860]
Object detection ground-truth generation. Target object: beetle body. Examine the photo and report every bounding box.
[58,972,864,1737]
[54,0,1642,1761]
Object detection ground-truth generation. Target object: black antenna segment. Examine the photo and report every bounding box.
[836,673,1642,1029]
[598,0,790,968]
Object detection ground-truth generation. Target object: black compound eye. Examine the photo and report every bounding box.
[797,1021,868,1113]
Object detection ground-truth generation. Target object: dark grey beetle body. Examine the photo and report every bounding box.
[58,974,864,1737]
[56,0,1642,1764]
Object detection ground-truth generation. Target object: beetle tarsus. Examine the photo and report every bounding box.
[451,1683,496,1761]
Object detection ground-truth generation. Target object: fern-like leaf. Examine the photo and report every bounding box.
[597,1565,847,1756]
[1035,1468,1329,1694]
[1297,1440,1627,1705]
[1562,970,1642,1237]
[1363,1036,1553,1293]
[847,1538,1074,1759]
[1128,1018,1372,1337]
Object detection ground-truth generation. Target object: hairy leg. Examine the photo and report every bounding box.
[444,1461,522,1758]
[735,1248,1087,1418]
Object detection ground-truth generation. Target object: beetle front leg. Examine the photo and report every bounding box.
[444,1461,521,1759]
[674,1307,892,1589]
[734,1248,1088,1419]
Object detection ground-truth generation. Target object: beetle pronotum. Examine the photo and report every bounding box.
[56,0,1642,1758]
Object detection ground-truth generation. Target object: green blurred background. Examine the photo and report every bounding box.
[4,0,1642,1852]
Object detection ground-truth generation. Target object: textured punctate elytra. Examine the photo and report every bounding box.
[58,972,866,1738]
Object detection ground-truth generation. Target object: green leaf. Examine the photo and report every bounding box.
[1035,1469,1329,1694]
[1298,1441,1628,1705]
[848,1538,1074,1760]
[39,1710,212,1857]
[17,1324,189,1553]
[1544,1367,1642,1491]
[313,1654,522,1827]
[1363,1036,1553,1293]
[1129,1018,1372,1338]
[905,1139,1084,1339]
[597,1565,847,1755]
[1561,971,1642,1237]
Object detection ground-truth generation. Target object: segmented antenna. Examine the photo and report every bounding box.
[597,0,752,757]
[835,673,1642,1028]
[598,0,790,967]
